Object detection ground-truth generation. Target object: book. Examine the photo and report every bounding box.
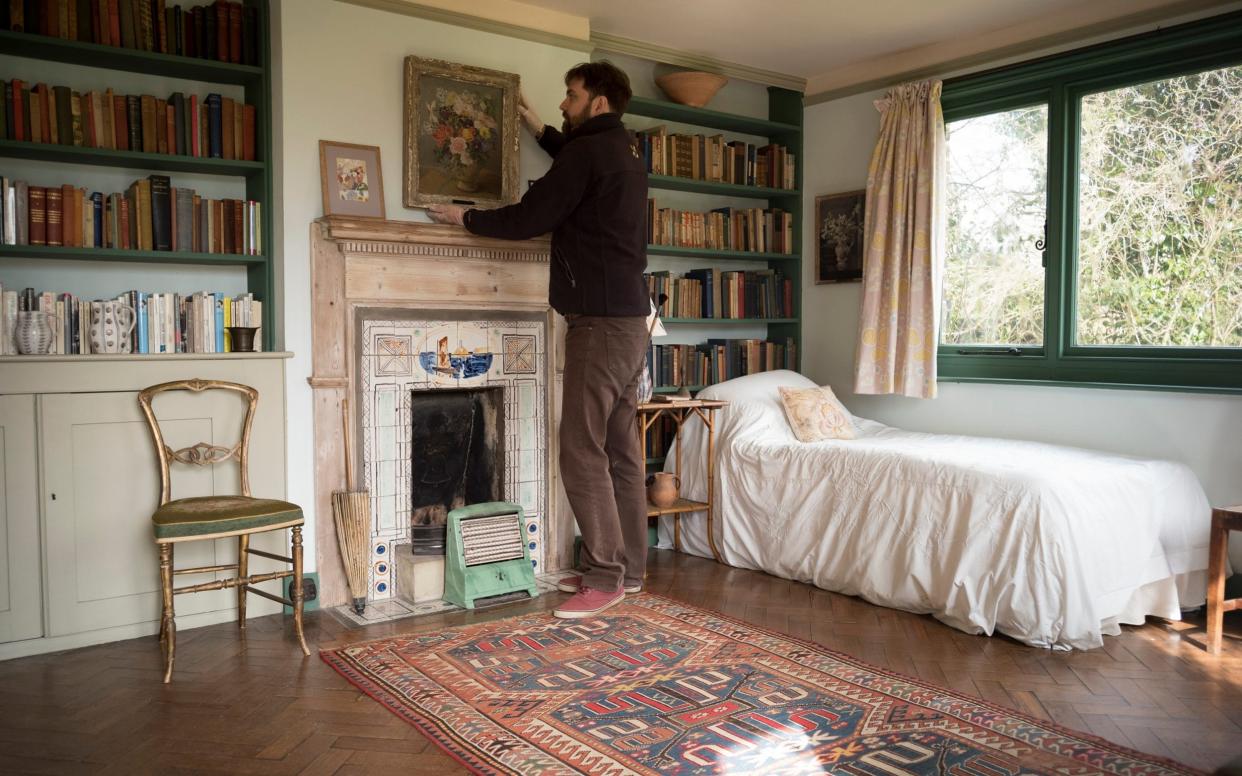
[46,187,63,246]
[241,103,255,161]
[29,186,46,245]
[148,174,171,251]
[205,93,222,158]
[220,96,233,160]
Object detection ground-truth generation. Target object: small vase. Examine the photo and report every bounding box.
[453,164,482,193]
[646,472,681,509]
[227,326,259,352]
[15,310,54,355]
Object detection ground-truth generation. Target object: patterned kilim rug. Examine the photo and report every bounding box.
[321,593,1200,775]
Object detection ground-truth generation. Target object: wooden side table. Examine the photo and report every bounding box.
[636,399,728,562]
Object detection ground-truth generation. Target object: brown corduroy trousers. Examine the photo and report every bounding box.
[559,314,650,593]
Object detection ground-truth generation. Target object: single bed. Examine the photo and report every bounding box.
[657,370,1211,650]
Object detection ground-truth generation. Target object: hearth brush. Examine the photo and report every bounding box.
[332,398,371,614]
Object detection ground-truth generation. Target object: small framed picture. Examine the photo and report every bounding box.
[815,190,866,283]
[319,140,386,219]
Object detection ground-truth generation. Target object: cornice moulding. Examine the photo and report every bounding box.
[334,0,593,52]
[590,32,806,92]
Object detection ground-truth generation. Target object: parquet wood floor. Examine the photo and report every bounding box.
[1,548,1240,774]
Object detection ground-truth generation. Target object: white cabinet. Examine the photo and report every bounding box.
[0,353,291,659]
[0,395,42,643]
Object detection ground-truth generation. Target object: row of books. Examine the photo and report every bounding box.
[648,202,795,254]
[1,283,262,355]
[646,268,794,320]
[2,0,261,66]
[2,80,257,162]
[648,338,798,389]
[643,414,677,459]
[0,174,262,255]
[632,126,796,190]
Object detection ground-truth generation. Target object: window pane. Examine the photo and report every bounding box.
[943,106,1048,346]
[1077,65,1242,347]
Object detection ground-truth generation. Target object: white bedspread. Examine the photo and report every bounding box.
[658,372,1211,650]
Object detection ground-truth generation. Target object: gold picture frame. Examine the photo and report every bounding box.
[403,56,520,210]
[319,140,386,220]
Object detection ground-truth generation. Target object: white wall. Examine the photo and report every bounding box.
[273,0,588,570]
[802,88,1242,565]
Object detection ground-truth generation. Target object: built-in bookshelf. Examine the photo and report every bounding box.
[0,0,274,352]
[630,86,803,393]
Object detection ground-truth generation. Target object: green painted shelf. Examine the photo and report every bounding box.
[646,244,799,262]
[662,318,798,324]
[0,29,264,84]
[645,456,667,466]
[653,385,706,394]
[0,244,266,266]
[628,96,800,139]
[648,174,797,199]
[0,140,265,176]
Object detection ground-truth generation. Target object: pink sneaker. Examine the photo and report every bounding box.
[553,586,625,619]
[556,574,641,594]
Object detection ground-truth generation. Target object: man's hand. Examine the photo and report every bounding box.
[518,90,544,138]
[426,204,466,226]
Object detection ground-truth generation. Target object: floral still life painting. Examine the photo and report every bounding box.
[404,57,519,209]
[816,189,866,283]
[319,140,385,219]
[335,158,370,202]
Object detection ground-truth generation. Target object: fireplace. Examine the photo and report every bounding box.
[308,217,571,609]
[408,386,504,554]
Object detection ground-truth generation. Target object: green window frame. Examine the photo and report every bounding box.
[938,11,1242,393]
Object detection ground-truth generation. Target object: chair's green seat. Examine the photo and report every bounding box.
[153,495,303,540]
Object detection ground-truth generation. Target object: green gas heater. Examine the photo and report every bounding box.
[444,501,539,609]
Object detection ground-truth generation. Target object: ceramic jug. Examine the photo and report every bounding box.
[15,309,55,355]
[646,472,681,509]
[89,300,136,354]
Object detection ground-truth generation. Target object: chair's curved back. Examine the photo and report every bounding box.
[137,379,259,505]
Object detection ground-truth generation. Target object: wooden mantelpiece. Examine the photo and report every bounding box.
[308,216,566,607]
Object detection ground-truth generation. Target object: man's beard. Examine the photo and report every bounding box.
[561,105,591,135]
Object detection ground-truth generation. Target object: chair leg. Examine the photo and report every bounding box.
[1206,512,1229,654]
[291,525,310,656]
[159,543,176,683]
[237,534,250,629]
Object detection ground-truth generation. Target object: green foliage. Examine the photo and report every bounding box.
[944,64,1242,349]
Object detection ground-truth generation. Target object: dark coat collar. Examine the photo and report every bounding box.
[568,112,623,139]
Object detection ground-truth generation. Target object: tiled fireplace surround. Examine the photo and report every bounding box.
[309,217,571,609]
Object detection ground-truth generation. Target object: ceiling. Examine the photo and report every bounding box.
[516,0,1240,94]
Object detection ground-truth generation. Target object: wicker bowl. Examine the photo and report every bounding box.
[655,71,728,108]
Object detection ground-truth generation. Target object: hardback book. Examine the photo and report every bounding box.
[214,0,227,61]
[154,0,166,53]
[205,93,222,158]
[174,187,193,251]
[91,192,103,248]
[242,103,255,161]
[126,94,141,151]
[189,94,200,156]
[10,79,24,141]
[154,96,167,154]
[46,187,63,246]
[137,0,153,50]
[227,0,241,64]
[61,184,77,247]
[203,3,216,62]
[28,87,42,143]
[231,98,242,159]
[163,100,174,156]
[112,93,127,151]
[1,178,13,245]
[81,91,95,147]
[139,94,157,152]
[148,174,171,251]
[14,180,28,245]
[108,0,121,45]
[170,92,185,155]
[118,0,134,48]
[29,186,47,245]
[220,96,233,160]
[100,89,114,150]
[69,89,83,146]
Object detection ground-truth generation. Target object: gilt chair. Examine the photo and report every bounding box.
[1206,505,1242,654]
[137,378,309,683]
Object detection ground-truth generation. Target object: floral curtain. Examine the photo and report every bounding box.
[853,80,946,399]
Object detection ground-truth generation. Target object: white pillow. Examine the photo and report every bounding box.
[698,370,815,404]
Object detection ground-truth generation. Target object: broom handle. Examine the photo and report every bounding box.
[342,397,353,491]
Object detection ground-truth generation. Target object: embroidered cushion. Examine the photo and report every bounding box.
[777,385,857,442]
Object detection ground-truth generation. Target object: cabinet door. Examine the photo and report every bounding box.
[39,391,245,637]
[0,395,43,643]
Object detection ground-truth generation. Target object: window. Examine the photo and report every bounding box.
[939,12,1242,392]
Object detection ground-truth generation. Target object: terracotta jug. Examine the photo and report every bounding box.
[646,472,681,508]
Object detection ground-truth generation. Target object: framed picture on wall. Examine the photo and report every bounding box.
[403,56,520,209]
[815,190,866,283]
[319,140,386,219]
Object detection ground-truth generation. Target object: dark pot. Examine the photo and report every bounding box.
[227,326,258,352]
